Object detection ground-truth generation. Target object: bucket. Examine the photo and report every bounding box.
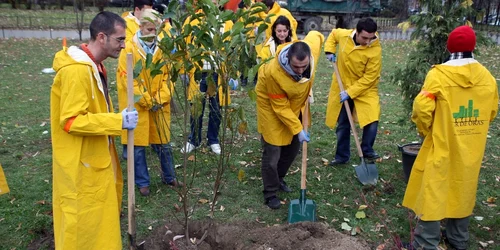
[397,143,421,183]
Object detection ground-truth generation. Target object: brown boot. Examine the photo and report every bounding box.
[139,186,150,196]
[168,180,184,187]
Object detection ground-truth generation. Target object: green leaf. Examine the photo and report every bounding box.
[133,60,143,80]
[355,211,366,219]
[341,222,352,231]
[231,21,244,35]
[133,94,142,104]
[247,89,257,102]
[145,53,153,69]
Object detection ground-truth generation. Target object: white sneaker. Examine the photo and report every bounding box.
[181,142,196,154]
[210,144,221,155]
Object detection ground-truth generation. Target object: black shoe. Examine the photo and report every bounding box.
[364,152,380,160]
[330,159,348,166]
[265,196,281,209]
[400,242,415,250]
[279,180,292,192]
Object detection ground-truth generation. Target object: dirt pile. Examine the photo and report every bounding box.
[142,220,371,250]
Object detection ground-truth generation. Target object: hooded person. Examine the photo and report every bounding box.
[50,11,138,249]
[117,8,182,197]
[402,25,498,250]
[256,30,324,209]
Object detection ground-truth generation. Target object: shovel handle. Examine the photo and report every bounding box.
[126,53,137,249]
[301,101,309,190]
[333,62,364,158]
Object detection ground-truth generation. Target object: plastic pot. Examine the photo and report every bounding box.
[397,143,421,183]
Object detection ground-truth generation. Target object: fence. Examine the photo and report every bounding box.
[0,15,93,29]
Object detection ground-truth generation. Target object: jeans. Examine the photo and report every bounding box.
[335,99,378,162]
[261,135,300,199]
[189,72,221,146]
[123,144,176,188]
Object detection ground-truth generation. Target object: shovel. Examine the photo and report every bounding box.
[333,62,378,186]
[288,101,316,223]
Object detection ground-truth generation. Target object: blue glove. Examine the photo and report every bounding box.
[122,108,138,130]
[150,104,162,112]
[229,78,239,90]
[340,90,350,103]
[326,53,336,62]
[298,130,310,143]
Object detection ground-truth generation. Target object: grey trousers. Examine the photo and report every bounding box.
[261,135,300,199]
[413,217,470,250]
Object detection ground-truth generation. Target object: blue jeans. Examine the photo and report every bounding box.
[123,144,176,188]
[335,99,378,162]
[189,72,221,146]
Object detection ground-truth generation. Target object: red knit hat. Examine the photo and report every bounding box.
[447,25,476,53]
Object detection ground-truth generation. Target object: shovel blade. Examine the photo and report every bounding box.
[288,197,316,223]
[355,158,378,185]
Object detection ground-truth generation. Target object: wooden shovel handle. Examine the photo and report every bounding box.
[333,62,364,158]
[301,101,309,190]
[126,53,137,249]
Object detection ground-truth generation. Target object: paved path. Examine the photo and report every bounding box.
[1,28,90,39]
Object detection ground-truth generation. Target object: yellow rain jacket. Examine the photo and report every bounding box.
[256,31,324,146]
[183,13,233,106]
[124,11,140,43]
[324,28,382,128]
[51,46,123,249]
[254,2,298,59]
[117,35,173,146]
[0,163,9,195]
[403,58,498,221]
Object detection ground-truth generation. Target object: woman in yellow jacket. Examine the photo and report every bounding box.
[256,31,324,209]
[117,9,180,196]
[180,7,235,155]
[324,17,382,165]
[257,15,293,62]
[403,26,498,250]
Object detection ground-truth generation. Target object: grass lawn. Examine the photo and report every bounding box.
[0,37,498,249]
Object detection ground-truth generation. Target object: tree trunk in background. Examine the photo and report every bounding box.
[58,0,65,10]
[10,0,17,8]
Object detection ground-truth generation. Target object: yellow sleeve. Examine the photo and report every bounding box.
[59,66,122,136]
[257,44,272,62]
[324,28,340,54]
[347,48,382,98]
[155,71,173,105]
[411,70,439,137]
[265,71,303,135]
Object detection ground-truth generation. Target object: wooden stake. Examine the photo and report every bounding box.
[126,53,137,250]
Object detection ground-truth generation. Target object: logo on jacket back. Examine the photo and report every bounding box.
[453,100,485,127]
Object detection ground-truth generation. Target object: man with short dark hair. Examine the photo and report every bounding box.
[403,25,498,250]
[123,0,154,42]
[324,17,382,166]
[51,11,137,249]
[256,31,324,209]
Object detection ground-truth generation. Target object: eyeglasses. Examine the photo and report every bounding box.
[105,34,126,45]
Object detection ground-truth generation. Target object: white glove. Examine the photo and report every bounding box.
[229,78,239,90]
[122,108,138,130]
[180,74,190,86]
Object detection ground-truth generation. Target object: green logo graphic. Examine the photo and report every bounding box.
[453,100,479,119]
[453,99,484,127]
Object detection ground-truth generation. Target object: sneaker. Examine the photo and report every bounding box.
[330,159,348,166]
[139,186,150,196]
[265,196,281,209]
[279,180,292,192]
[180,142,196,154]
[210,143,221,155]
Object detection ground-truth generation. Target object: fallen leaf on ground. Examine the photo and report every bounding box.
[35,200,46,205]
[255,218,266,224]
[341,222,352,231]
[173,203,181,212]
[474,216,484,221]
[486,197,496,203]
[173,235,184,241]
[148,226,152,230]
[220,205,225,212]
[237,169,245,182]
[198,199,209,204]
[187,155,195,161]
[479,241,488,247]
[238,161,247,165]
[355,211,366,219]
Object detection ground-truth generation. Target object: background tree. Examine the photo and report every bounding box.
[390,0,492,117]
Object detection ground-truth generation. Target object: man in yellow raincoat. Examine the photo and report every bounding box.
[117,9,181,197]
[403,25,498,250]
[256,31,324,209]
[50,12,138,249]
[180,4,235,155]
[123,0,153,42]
[324,17,382,166]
